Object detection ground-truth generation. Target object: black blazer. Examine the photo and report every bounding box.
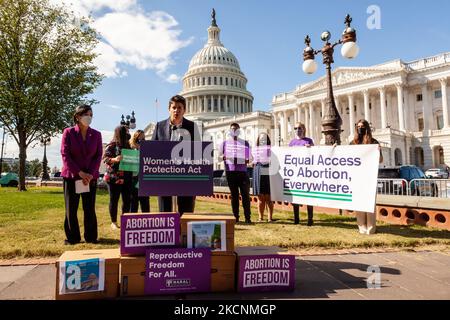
[151,117,201,141]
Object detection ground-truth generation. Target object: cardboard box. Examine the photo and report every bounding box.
[210,251,236,292]
[119,256,146,297]
[119,251,236,297]
[181,214,235,253]
[55,248,120,300]
[235,246,295,293]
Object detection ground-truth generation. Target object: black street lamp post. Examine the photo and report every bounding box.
[121,111,136,129]
[40,136,51,180]
[301,14,359,145]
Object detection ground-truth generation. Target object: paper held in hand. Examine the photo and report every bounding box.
[75,179,90,194]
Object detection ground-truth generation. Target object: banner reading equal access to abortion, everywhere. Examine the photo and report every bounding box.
[138,141,213,197]
[269,145,380,213]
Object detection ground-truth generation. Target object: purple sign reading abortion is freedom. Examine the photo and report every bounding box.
[237,254,295,293]
[120,213,180,256]
[145,248,211,295]
[138,141,213,197]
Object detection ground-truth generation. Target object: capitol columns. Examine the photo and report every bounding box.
[347,93,355,137]
[421,82,431,133]
[378,86,387,129]
[363,89,371,124]
[308,103,313,136]
[283,110,288,143]
[439,77,449,129]
[395,82,406,131]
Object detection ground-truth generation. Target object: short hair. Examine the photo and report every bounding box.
[294,122,306,134]
[230,122,240,129]
[168,95,186,110]
[73,104,92,124]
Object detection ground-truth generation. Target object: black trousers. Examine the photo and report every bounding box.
[107,181,132,223]
[158,196,195,216]
[226,171,251,221]
[130,178,150,213]
[63,178,98,244]
[292,204,314,224]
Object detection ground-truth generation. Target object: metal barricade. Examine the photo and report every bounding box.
[377,179,409,196]
[409,179,450,198]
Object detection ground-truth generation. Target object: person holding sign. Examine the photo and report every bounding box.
[252,132,274,222]
[289,122,314,226]
[103,125,133,229]
[350,119,383,235]
[129,130,150,213]
[151,95,201,215]
[60,104,103,245]
[219,123,252,223]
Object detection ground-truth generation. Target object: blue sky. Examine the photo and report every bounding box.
[4,0,450,169]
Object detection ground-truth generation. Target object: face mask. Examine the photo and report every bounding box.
[357,127,367,136]
[80,115,92,126]
[230,129,240,137]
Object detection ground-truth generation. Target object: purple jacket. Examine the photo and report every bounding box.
[60,125,103,179]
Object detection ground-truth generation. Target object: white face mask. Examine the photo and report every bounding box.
[80,115,92,126]
[229,129,240,137]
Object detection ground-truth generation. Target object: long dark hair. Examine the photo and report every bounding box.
[352,119,373,145]
[256,132,271,146]
[112,125,130,149]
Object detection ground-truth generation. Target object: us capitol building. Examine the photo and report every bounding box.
[146,10,450,171]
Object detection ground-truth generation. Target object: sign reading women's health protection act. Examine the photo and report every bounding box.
[145,248,211,295]
[138,141,213,196]
[120,213,180,255]
[269,144,380,213]
[59,258,105,295]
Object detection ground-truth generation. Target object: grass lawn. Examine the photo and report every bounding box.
[0,187,449,258]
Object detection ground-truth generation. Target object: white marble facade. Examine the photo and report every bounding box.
[272,52,450,170]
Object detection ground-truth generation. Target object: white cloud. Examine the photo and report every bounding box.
[165,74,180,83]
[51,0,137,17]
[104,104,123,110]
[51,0,192,79]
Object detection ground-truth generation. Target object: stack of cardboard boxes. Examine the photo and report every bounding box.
[56,212,295,299]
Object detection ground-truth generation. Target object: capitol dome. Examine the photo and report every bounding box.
[180,9,253,121]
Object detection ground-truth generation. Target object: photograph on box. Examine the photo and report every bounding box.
[187,221,226,251]
[59,258,105,295]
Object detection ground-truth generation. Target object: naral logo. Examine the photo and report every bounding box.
[166,278,190,288]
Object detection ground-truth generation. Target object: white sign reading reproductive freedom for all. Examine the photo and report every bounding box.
[269,145,380,213]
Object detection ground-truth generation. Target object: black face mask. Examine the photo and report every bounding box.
[357,127,367,136]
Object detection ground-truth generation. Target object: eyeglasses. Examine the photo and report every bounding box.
[294,127,303,130]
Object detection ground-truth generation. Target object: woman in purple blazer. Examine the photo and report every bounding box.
[60,105,103,244]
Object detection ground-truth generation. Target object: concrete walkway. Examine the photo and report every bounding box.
[1,250,449,300]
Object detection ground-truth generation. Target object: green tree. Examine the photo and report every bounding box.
[26,158,41,177]
[0,0,103,190]
[1,162,10,173]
